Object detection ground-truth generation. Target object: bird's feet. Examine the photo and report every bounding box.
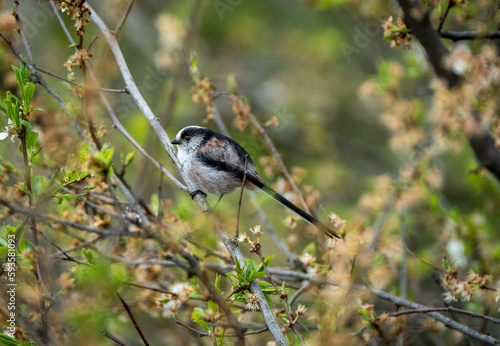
[190,189,207,199]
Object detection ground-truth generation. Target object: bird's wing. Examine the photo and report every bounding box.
[196,136,264,185]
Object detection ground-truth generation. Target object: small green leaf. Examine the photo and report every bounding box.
[124,152,134,166]
[0,333,22,346]
[442,257,450,271]
[22,83,35,106]
[20,120,31,130]
[31,175,46,198]
[25,130,39,152]
[250,271,266,280]
[208,300,218,312]
[193,319,209,331]
[264,254,275,266]
[14,184,29,194]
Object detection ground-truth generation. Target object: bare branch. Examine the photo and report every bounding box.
[437,0,455,32]
[116,291,150,346]
[440,30,500,41]
[36,67,128,93]
[176,320,209,337]
[387,307,500,325]
[112,0,136,37]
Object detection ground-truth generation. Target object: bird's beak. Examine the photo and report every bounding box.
[171,139,181,145]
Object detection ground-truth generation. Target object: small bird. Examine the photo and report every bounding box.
[171,126,341,239]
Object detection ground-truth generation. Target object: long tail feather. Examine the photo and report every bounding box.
[245,175,342,239]
[200,156,342,239]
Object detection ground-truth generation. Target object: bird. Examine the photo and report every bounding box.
[171,126,342,239]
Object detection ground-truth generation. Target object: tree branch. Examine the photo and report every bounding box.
[387,307,500,325]
[440,30,500,41]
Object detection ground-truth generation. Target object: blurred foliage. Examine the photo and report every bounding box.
[0,0,499,345]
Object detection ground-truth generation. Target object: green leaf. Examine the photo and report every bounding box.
[0,333,22,346]
[30,145,43,160]
[31,175,46,198]
[12,65,23,87]
[0,236,8,249]
[20,120,31,130]
[208,300,218,312]
[442,257,450,271]
[82,249,95,264]
[193,319,209,331]
[25,130,38,153]
[214,274,221,293]
[264,254,275,266]
[18,226,26,253]
[14,183,29,194]
[250,271,267,280]
[22,83,35,107]
[151,194,160,216]
[55,193,80,201]
[0,247,8,258]
[303,242,316,254]
[124,152,134,166]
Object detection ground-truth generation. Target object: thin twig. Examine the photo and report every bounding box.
[112,0,136,37]
[36,67,128,93]
[437,0,454,32]
[50,235,104,257]
[103,330,129,346]
[87,35,98,51]
[289,281,310,307]
[235,155,249,240]
[11,0,34,63]
[387,307,500,325]
[440,30,500,41]
[176,320,209,337]
[126,282,178,296]
[116,291,150,346]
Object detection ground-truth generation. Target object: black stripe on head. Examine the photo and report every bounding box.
[180,126,211,140]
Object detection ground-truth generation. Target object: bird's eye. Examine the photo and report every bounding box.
[184,136,191,142]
